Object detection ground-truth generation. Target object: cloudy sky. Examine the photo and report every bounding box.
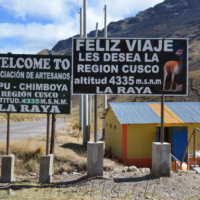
[0,0,164,54]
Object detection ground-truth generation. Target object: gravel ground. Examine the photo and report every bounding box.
[2,165,200,200]
[51,169,200,200]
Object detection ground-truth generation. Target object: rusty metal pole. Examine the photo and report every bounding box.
[187,147,189,170]
[46,114,50,155]
[194,129,196,168]
[94,94,97,143]
[6,113,10,155]
[50,114,56,154]
[161,95,164,143]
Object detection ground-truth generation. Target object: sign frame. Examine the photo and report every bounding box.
[0,54,71,114]
[72,38,188,96]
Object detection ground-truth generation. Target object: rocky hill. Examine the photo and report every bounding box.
[38,0,200,103]
[38,0,200,72]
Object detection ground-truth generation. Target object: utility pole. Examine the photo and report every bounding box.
[79,8,83,133]
[83,0,89,145]
[88,23,98,138]
[102,4,107,140]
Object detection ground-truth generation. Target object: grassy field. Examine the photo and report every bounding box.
[0,106,120,200]
[0,70,199,199]
[0,70,199,174]
[0,122,115,176]
[0,95,112,178]
[0,104,118,199]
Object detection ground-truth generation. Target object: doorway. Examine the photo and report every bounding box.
[156,127,187,162]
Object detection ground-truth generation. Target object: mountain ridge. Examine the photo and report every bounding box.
[37,0,200,103]
[38,0,200,72]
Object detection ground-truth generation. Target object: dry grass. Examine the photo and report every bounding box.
[0,113,41,123]
[0,70,198,176]
[51,126,87,174]
[0,113,71,123]
[0,138,45,175]
[0,121,117,176]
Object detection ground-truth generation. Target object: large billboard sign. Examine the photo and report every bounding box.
[0,54,71,114]
[72,38,188,96]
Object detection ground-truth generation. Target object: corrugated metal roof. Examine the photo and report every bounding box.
[109,102,200,124]
[110,102,161,124]
[165,102,200,123]
[149,104,183,123]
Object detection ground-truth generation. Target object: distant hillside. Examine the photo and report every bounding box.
[38,0,200,105]
[38,0,200,72]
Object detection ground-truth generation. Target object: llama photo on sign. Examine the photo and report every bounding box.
[162,40,187,94]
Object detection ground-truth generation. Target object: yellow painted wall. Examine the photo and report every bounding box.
[127,124,157,158]
[127,123,200,159]
[105,107,122,157]
[105,107,200,159]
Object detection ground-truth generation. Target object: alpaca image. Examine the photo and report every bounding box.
[163,49,184,91]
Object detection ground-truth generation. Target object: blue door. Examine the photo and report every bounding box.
[172,127,187,162]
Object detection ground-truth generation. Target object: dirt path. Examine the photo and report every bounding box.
[0,118,70,141]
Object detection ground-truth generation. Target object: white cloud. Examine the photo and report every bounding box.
[0,0,164,54]
[0,21,80,53]
[0,0,76,21]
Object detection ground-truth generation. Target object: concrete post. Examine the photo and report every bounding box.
[1,154,15,183]
[39,154,53,184]
[152,142,171,177]
[87,141,103,178]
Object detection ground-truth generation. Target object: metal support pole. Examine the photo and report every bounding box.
[95,23,98,38]
[83,0,87,38]
[187,147,189,170]
[89,95,92,127]
[87,23,98,140]
[102,4,107,140]
[79,96,83,131]
[83,0,89,145]
[92,95,94,122]
[83,95,88,145]
[71,100,73,119]
[46,114,50,155]
[171,157,172,171]
[6,52,12,155]
[50,114,56,154]
[79,7,83,132]
[161,95,164,143]
[194,129,196,168]
[79,8,82,37]
[6,113,10,155]
[86,96,90,141]
[94,94,97,142]
[104,5,107,38]
[88,95,91,137]
[175,160,177,171]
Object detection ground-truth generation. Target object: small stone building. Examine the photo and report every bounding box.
[103,102,200,168]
